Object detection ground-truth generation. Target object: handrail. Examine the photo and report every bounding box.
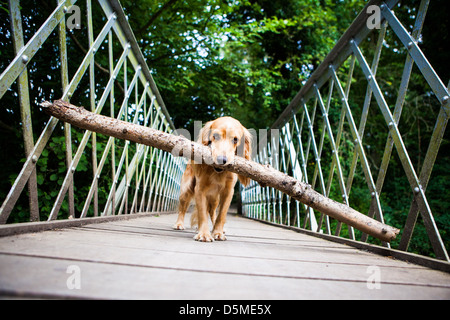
[0,0,184,224]
[242,0,450,262]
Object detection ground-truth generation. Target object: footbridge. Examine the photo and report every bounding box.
[0,0,449,299]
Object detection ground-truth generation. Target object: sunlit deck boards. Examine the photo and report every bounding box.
[0,212,449,299]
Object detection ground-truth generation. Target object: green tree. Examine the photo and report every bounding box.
[122,0,367,131]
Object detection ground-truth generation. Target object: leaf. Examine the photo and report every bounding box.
[37,174,44,185]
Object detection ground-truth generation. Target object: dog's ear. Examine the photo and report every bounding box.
[243,128,252,161]
[238,128,252,187]
[197,121,213,146]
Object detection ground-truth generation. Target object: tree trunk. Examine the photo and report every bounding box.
[41,99,400,242]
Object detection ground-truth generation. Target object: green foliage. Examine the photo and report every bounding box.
[122,0,366,131]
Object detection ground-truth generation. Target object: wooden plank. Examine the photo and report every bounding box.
[253,218,450,273]
[1,253,449,300]
[0,211,174,237]
[0,213,449,299]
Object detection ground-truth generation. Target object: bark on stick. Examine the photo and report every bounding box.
[41,99,400,242]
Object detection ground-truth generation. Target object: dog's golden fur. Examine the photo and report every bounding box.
[173,116,252,241]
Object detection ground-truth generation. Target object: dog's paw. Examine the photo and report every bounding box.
[212,230,227,241]
[194,231,214,242]
[173,222,185,230]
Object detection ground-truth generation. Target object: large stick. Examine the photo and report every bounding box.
[41,99,400,242]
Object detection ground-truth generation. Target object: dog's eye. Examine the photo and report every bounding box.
[208,141,212,146]
[233,137,239,144]
[212,133,220,141]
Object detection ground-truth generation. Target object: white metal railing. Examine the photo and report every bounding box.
[241,0,449,262]
[0,0,185,224]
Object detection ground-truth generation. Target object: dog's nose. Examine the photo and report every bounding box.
[216,155,228,164]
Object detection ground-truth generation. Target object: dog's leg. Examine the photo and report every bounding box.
[194,189,214,242]
[212,184,234,241]
[208,197,219,226]
[173,165,195,230]
[173,189,193,230]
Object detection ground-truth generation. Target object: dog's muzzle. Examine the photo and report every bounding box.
[213,155,227,173]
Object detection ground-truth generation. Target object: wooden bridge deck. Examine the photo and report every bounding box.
[0,212,449,300]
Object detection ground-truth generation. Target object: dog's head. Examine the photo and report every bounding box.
[198,116,252,186]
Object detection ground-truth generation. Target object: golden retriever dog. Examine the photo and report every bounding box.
[173,117,252,242]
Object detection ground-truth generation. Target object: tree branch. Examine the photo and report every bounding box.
[136,0,179,36]
[41,99,400,243]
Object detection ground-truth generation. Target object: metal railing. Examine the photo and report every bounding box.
[241,0,449,262]
[0,0,184,224]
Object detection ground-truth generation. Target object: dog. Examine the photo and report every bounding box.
[173,116,252,242]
